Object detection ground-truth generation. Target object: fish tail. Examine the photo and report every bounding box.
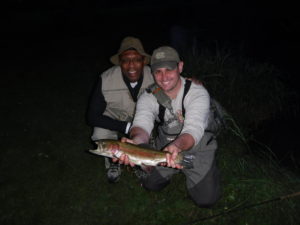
[180,154,195,169]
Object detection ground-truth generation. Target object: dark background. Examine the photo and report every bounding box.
[2,0,299,70]
[2,1,299,87]
[2,0,299,169]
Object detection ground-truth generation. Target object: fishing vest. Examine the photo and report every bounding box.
[147,79,226,149]
[101,65,154,122]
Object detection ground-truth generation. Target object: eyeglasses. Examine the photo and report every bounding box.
[120,57,144,64]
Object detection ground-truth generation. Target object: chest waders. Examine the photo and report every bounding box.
[144,80,221,206]
[147,80,226,149]
[147,80,200,151]
[146,80,218,185]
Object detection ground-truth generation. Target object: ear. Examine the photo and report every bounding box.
[178,61,184,73]
[143,56,147,64]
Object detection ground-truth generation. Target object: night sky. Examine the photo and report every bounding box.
[3,0,299,80]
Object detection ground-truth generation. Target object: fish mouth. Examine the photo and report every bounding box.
[98,141,106,153]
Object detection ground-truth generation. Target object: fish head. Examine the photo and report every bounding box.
[89,140,113,158]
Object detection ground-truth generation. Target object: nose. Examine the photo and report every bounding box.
[128,60,135,68]
[161,72,168,81]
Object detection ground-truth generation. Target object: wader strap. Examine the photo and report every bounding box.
[157,79,192,123]
[158,105,166,124]
[147,83,173,124]
[182,80,192,118]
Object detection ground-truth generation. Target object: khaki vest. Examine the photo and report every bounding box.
[101,65,154,122]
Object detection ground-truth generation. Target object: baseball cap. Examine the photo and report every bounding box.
[110,36,150,65]
[151,46,180,72]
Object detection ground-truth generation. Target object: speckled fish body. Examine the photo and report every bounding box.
[89,139,194,169]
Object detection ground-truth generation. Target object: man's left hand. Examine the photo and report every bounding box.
[163,144,183,169]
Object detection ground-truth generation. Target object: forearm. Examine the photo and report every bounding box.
[87,96,128,133]
[129,126,150,144]
[172,133,195,151]
[87,77,129,134]
[88,114,128,134]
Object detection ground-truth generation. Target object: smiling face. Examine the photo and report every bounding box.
[119,50,146,83]
[153,61,184,98]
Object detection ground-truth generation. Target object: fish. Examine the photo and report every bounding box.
[89,139,195,169]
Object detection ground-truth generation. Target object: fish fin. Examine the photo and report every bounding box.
[180,154,195,169]
[141,164,154,173]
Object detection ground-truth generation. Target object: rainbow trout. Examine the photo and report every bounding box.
[89,139,195,169]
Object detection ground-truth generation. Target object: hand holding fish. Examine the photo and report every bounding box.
[114,138,183,169]
[163,144,184,169]
[111,137,136,167]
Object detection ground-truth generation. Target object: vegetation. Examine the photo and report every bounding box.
[1,38,299,225]
[182,41,299,130]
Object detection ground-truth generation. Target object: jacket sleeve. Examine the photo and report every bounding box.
[86,76,128,133]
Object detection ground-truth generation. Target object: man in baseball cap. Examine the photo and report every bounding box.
[115,45,221,207]
[150,46,183,98]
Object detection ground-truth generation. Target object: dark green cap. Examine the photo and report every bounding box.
[151,46,180,72]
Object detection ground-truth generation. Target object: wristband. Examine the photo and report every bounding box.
[125,122,132,134]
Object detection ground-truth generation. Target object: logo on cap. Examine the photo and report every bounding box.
[155,52,166,59]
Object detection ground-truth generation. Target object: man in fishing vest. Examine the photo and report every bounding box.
[117,46,221,207]
[87,36,154,183]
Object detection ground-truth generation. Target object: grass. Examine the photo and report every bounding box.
[1,37,300,225]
